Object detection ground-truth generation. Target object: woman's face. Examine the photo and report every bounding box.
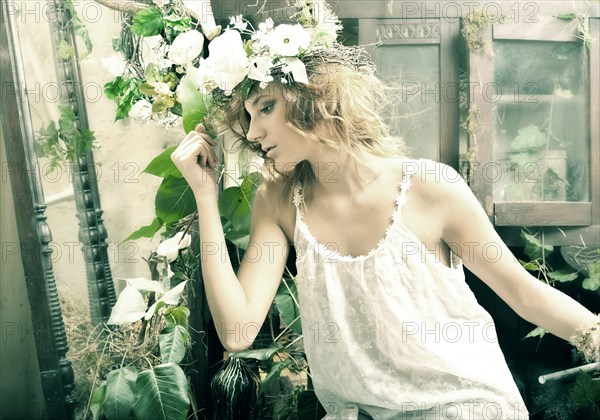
[244,84,315,171]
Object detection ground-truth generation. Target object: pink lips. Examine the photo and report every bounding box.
[262,145,276,158]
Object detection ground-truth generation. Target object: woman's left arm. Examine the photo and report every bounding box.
[436,163,598,360]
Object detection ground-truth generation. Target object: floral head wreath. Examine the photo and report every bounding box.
[190,0,345,99]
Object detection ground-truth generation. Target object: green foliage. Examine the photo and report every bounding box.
[510,124,547,152]
[275,279,302,335]
[178,70,214,133]
[133,363,190,420]
[163,14,192,43]
[570,371,600,410]
[155,176,197,225]
[219,172,263,248]
[34,105,97,173]
[521,230,554,262]
[582,260,600,291]
[103,366,138,420]
[123,217,164,242]
[159,324,189,364]
[144,147,181,178]
[131,8,166,37]
[104,76,143,121]
[64,0,93,55]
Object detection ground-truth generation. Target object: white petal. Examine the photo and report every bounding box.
[107,286,147,324]
[124,277,165,293]
[144,300,159,321]
[156,237,180,262]
[284,58,309,84]
[158,280,188,305]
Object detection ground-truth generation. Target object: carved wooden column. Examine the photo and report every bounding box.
[0,2,75,418]
[49,0,117,325]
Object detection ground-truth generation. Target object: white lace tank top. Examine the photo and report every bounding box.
[292,160,529,420]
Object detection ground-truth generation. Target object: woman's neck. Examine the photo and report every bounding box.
[306,147,387,198]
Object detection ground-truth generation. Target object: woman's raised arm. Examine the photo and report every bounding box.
[172,125,289,352]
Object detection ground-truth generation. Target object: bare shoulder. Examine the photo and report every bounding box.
[253,176,296,242]
[403,159,466,205]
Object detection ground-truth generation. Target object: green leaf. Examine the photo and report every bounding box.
[587,259,600,278]
[259,359,293,395]
[275,279,302,335]
[166,306,190,329]
[131,8,165,36]
[178,68,213,133]
[155,175,197,225]
[519,259,540,272]
[523,326,546,339]
[556,13,577,20]
[143,147,182,178]
[102,366,138,420]
[133,363,190,420]
[231,342,284,361]
[582,276,600,291]
[547,268,579,282]
[218,172,263,232]
[297,390,327,420]
[123,217,164,242]
[582,260,600,290]
[90,382,107,406]
[58,39,75,59]
[521,230,553,261]
[159,324,190,364]
[570,371,600,406]
[510,125,547,152]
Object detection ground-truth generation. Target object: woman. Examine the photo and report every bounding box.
[171,16,598,420]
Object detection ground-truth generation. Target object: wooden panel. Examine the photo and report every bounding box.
[467,25,495,217]
[493,16,579,41]
[440,20,460,169]
[494,202,592,226]
[590,19,600,226]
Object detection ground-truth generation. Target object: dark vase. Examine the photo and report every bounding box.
[210,356,261,420]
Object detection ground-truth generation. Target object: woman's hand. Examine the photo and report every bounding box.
[171,123,219,198]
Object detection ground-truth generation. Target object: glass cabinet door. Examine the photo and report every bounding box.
[359,19,460,168]
[468,17,599,232]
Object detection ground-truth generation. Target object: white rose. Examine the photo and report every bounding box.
[268,24,311,56]
[129,99,153,122]
[156,231,192,262]
[168,30,204,66]
[203,29,249,95]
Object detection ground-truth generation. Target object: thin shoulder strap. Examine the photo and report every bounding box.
[292,183,302,211]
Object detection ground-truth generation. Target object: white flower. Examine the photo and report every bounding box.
[168,30,204,66]
[156,231,192,262]
[101,55,127,77]
[229,15,248,31]
[258,17,274,33]
[248,56,273,82]
[154,82,173,96]
[268,24,311,56]
[129,99,153,122]
[202,29,249,95]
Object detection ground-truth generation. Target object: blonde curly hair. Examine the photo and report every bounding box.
[223,46,407,200]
